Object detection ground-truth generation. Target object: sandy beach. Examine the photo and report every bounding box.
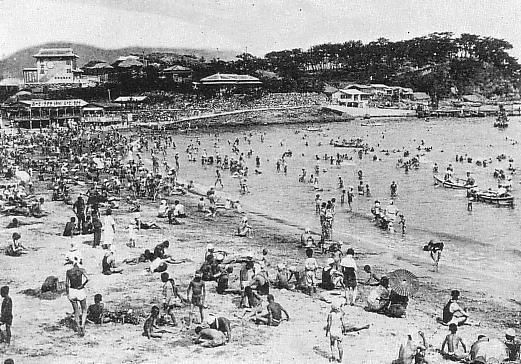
[0,155,519,364]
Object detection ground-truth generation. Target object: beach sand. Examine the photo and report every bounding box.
[0,175,520,364]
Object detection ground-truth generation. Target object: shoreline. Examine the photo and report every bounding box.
[0,128,519,363]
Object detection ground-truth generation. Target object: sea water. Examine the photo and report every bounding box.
[164,116,521,296]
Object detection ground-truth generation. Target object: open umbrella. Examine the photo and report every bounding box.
[388,269,419,297]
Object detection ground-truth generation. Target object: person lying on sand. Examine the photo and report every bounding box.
[193,326,226,347]
[207,315,232,342]
[440,323,467,361]
[254,294,289,326]
[135,218,160,230]
[6,218,41,229]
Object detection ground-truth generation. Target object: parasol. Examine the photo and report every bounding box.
[388,269,419,297]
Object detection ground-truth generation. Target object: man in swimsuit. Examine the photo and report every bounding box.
[442,290,469,326]
[441,323,467,360]
[255,294,289,326]
[66,259,89,336]
[207,315,232,342]
[187,271,206,326]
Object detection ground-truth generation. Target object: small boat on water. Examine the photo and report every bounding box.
[305,127,322,132]
[433,175,476,189]
[331,138,365,148]
[361,122,383,127]
[468,188,514,206]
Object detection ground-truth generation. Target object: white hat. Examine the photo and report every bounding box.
[206,314,216,325]
[215,253,224,261]
[327,258,335,265]
[207,243,215,251]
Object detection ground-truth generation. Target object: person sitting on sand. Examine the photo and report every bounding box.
[387,291,409,318]
[321,258,344,290]
[6,233,28,257]
[273,263,293,290]
[242,286,264,320]
[102,248,124,275]
[505,328,521,362]
[207,315,232,342]
[63,217,80,237]
[197,197,207,212]
[237,216,253,237]
[30,197,49,218]
[157,200,168,218]
[135,217,160,230]
[441,323,467,360]
[143,305,163,339]
[392,331,427,364]
[249,264,270,296]
[254,294,289,326]
[86,294,110,324]
[194,326,227,347]
[362,265,381,286]
[171,200,187,218]
[468,334,489,362]
[301,228,315,247]
[366,276,390,313]
[442,290,469,326]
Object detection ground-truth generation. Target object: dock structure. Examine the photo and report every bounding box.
[418,105,521,118]
[322,105,416,118]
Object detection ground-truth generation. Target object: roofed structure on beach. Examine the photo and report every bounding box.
[462,94,484,103]
[198,73,262,85]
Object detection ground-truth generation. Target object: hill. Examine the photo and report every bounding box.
[0,42,239,79]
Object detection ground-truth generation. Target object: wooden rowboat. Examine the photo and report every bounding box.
[433,175,476,189]
[468,189,514,206]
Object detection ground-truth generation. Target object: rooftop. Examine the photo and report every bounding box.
[162,65,192,72]
[33,48,78,58]
[338,89,371,95]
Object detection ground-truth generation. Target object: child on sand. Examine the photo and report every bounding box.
[441,323,467,360]
[143,306,162,339]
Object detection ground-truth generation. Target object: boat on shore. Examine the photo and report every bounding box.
[468,188,514,206]
[433,175,476,189]
[361,122,383,127]
[305,127,322,132]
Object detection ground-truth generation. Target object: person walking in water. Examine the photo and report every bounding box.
[390,181,398,197]
[215,169,224,188]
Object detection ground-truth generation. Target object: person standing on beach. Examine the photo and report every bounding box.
[391,181,398,197]
[187,271,206,326]
[325,302,345,363]
[340,248,358,305]
[102,209,115,250]
[215,169,223,188]
[92,217,102,248]
[66,259,89,336]
[73,196,86,232]
[0,286,12,346]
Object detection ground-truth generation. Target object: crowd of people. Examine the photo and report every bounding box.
[0,110,519,364]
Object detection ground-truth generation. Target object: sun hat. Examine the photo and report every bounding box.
[506,328,516,337]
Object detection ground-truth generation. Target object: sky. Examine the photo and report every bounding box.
[1,0,521,60]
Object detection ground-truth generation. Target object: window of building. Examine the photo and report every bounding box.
[66,59,71,65]
[66,69,71,73]
[40,65,45,74]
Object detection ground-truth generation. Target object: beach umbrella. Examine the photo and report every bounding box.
[388,269,419,297]
[15,170,30,182]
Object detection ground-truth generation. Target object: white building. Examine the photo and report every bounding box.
[332,89,370,107]
[23,48,83,85]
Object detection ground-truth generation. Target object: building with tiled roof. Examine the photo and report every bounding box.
[23,48,82,85]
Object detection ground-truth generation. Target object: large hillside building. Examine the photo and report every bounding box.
[23,48,83,85]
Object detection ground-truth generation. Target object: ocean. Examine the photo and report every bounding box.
[162,116,521,296]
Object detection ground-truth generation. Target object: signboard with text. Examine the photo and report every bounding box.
[28,99,87,108]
